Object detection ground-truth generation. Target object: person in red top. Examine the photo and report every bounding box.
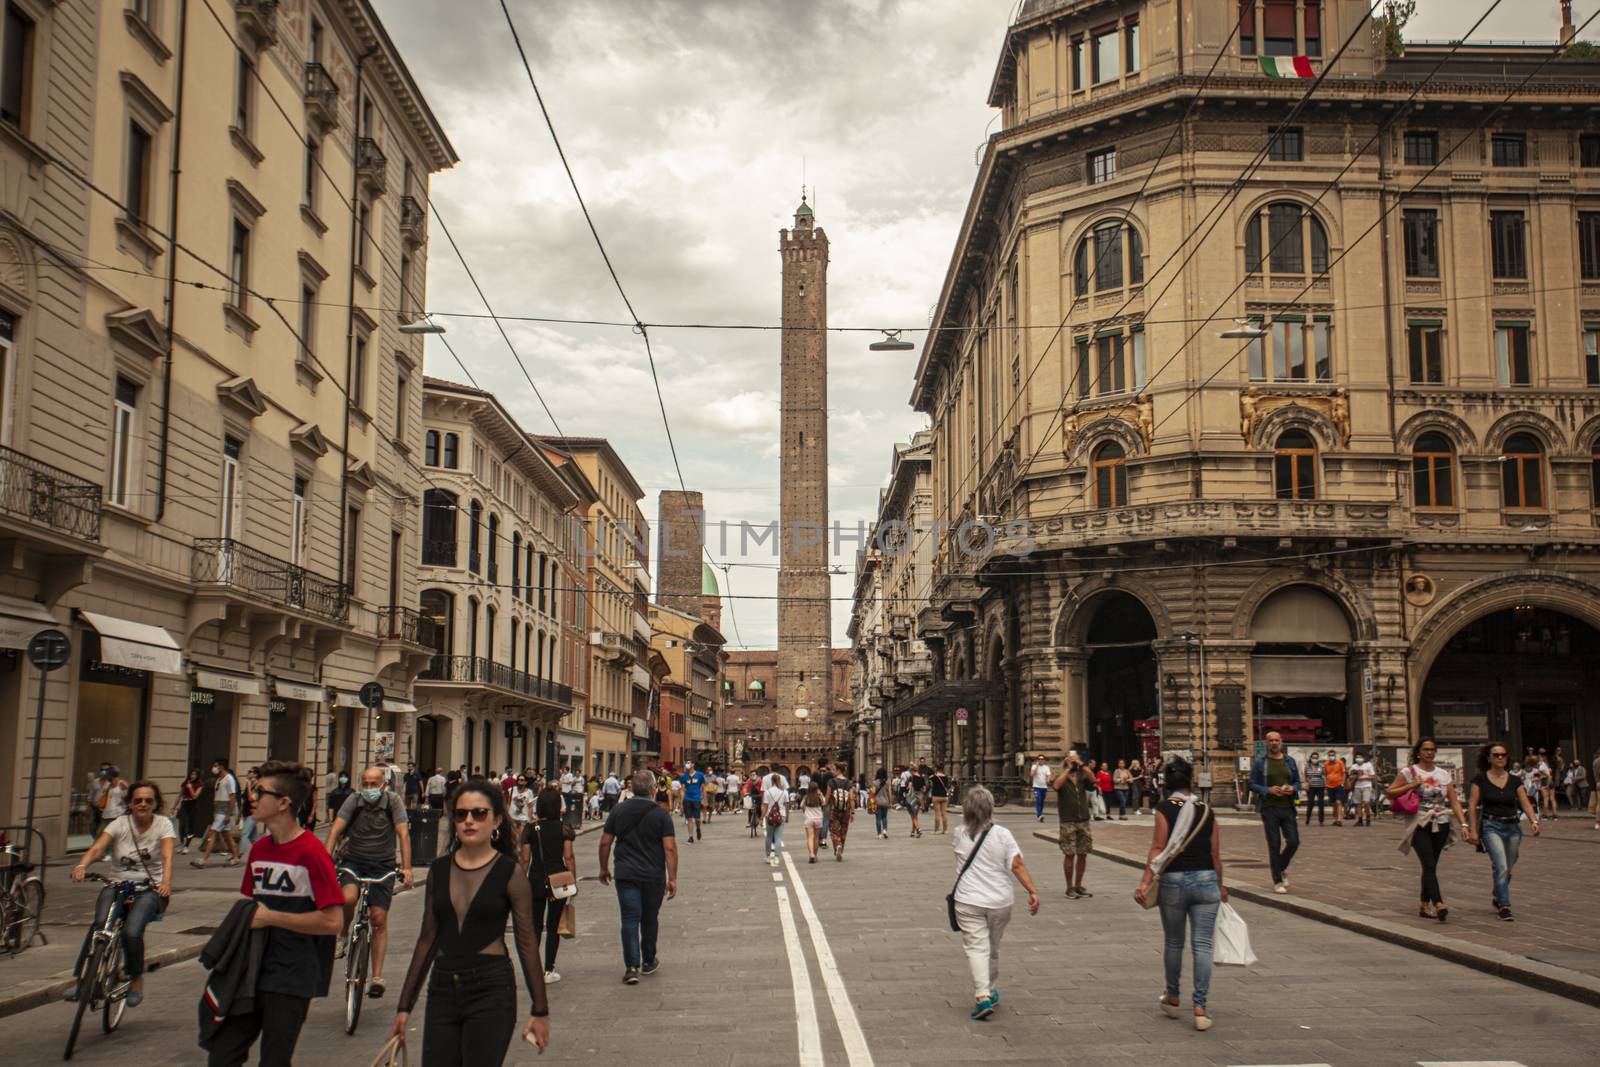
[1096,766,1115,821]
[209,760,343,1067]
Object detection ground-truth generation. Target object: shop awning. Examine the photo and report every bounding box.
[194,668,262,695]
[273,678,324,702]
[1251,655,1347,698]
[891,678,993,719]
[382,699,418,714]
[332,691,365,709]
[80,611,182,675]
[0,596,59,650]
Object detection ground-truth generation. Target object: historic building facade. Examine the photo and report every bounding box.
[909,0,1600,797]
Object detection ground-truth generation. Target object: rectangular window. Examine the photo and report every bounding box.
[1491,133,1525,167]
[424,429,439,466]
[346,506,361,591]
[399,254,412,319]
[1408,323,1443,384]
[1,3,34,132]
[303,135,319,208]
[442,432,459,469]
[395,371,407,440]
[1490,212,1526,279]
[1403,131,1438,166]
[1312,318,1331,381]
[1075,338,1091,397]
[220,436,242,540]
[228,220,250,308]
[1071,36,1085,91]
[291,476,307,566]
[298,282,316,364]
[1092,334,1126,396]
[1092,28,1119,83]
[1272,320,1305,380]
[125,122,153,222]
[1304,0,1322,56]
[1402,209,1439,277]
[1125,20,1140,73]
[1586,325,1599,387]
[234,51,252,134]
[351,334,366,408]
[1240,0,1256,56]
[357,199,370,270]
[111,377,138,508]
[1583,135,1600,168]
[1131,328,1147,390]
[1495,323,1531,386]
[1262,0,1296,56]
[1268,128,1303,162]
[1247,319,1267,380]
[1087,146,1117,184]
[1579,212,1600,280]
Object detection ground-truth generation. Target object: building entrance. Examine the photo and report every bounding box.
[1085,593,1157,766]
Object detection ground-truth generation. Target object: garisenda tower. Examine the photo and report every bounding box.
[776,197,833,736]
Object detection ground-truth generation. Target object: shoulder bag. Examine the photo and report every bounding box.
[946,826,994,932]
[1141,802,1212,910]
[533,819,578,900]
[1392,766,1422,816]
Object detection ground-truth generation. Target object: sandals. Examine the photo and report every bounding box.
[1418,903,1437,919]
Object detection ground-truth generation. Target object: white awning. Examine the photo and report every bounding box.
[382,699,418,714]
[194,668,262,695]
[0,596,59,651]
[1252,655,1347,698]
[273,678,323,703]
[80,611,182,675]
[332,691,365,709]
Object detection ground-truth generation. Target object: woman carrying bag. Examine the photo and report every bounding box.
[520,787,578,982]
[949,785,1039,1022]
[1387,738,1471,921]
[1134,758,1224,1032]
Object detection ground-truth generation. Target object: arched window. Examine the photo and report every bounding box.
[418,588,453,655]
[1501,433,1545,511]
[511,532,521,598]
[486,514,499,582]
[1092,441,1128,509]
[1245,202,1329,276]
[1593,443,1600,510]
[468,500,483,572]
[1412,432,1456,509]
[441,432,459,469]
[1074,221,1144,296]
[1273,429,1317,499]
[421,489,457,566]
[423,429,440,466]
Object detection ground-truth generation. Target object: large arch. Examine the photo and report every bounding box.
[1231,570,1377,642]
[1053,575,1171,647]
[1083,591,1158,765]
[1248,584,1360,743]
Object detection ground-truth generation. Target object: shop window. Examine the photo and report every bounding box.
[1273,429,1317,500]
[1412,432,1456,509]
[1092,441,1128,509]
[1500,433,1544,512]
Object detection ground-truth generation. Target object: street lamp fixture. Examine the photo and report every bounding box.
[398,316,448,335]
[869,330,916,352]
[1219,320,1268,340]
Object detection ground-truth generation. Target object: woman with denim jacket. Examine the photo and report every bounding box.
[1467,742,1540,921]
[1133,758,1225,1032]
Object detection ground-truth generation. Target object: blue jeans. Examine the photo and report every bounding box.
[1158,869,1220,1009]
[1479,817,1522,908]
[1034,787,1048,818]
[1113,789,1129,817]
[615,879,666,969]
[765,821,784,856]
[74,884,162,979]
[874,804,889,834]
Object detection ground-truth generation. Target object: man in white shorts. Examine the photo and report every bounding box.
[1352,753,1376,827]
[192,755,241,867]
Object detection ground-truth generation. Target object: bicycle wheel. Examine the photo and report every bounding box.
[63,942,103,1060]
[14,879,44,950]
[343,924,369,1034]
[991,784,1013,808]
[101,939,127,1034]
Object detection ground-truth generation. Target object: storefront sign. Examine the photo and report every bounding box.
[79,612,182,675]
[1431,713,1489,743]
[0,597,59,650]
[189,688,215,706]
[273,678,323,703]
[268,698,288,715]
[194,669,262,695]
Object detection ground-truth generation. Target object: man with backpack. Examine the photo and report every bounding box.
[324,766,412,999]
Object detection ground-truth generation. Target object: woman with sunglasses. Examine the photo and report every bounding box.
[1386,738,1470,921]
[392,782,549,1064]
[1467,744,1540,921]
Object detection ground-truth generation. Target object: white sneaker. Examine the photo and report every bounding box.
[544,970,561,984]
[1274,882,1288,895]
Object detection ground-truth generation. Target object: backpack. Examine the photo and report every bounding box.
[766,799,784,827]
[830,787,852,813]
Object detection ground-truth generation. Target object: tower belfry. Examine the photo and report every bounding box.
[776,196,832,736]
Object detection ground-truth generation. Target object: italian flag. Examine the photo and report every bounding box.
[1259,55,1315,78]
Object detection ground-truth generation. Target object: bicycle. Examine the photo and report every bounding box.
[0,830,46,956]
[337,867,400,1036]
[63,873,150,1061]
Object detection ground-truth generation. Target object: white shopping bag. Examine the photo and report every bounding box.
[1212,902,1256,966]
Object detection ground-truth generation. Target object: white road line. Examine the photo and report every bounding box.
[772,872,783,881]
[775,885,824,1067]
[783,852,876,1067]
[1417,1062,1529,1066]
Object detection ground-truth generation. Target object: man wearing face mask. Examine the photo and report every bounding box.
[327,771,354,825]
[191,756,241,869]
[325,766,412,999]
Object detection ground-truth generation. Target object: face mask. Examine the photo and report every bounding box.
[211,766,220,775]
[360,788,383,803]
[339,775,349,785]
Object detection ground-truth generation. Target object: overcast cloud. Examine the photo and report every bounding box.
[381,0,1576,649]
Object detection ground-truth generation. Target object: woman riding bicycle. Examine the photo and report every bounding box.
[66,781,174,1008]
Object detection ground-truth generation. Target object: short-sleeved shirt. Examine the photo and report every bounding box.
[334,791,407,865]
[603,776,621,795]
[243,830,342,999]
[1030,763,1052,789]
[1323,759,1346,789]
[679,771,707,802]
[426,775,447,797]
[952,824,1022,909]
[214,772,239,811]
[103,814,177,884]
[603,797,676,884]
[1056,770,1095,823]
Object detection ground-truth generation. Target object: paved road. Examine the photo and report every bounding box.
[2,808,1596,1065]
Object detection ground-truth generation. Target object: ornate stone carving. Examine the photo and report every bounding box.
[1240,387,1351,447]
[1062,394,1153,459]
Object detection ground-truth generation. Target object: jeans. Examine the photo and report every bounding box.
[953,901,1011,1000]
[616,879,666,969]
[1304,786,1326,824]
[207,990,310,1067]
[1412,823,1450,904]
[1113,789,1128,817]
[1479,818,1522,908]
[1259,805,1300,884]
[874,804,889,834]
[1158,869,1220,1009]
[530,891,566,972]
[1033,786,1048,818]
[74,884,162,979]
[421,956,517,1067]
[765,821,784,856]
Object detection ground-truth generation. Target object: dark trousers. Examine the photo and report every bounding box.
[422,956,517,1067]
[616,879,666,969]
[207,991,310,1067]
[1260,805,1300,884]
[1304,786,1327,824]
[531,890,566,972]
[1412,824,1450,904]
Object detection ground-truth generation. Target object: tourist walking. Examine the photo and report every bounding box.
[949,785,1039,1022]
[1087,760,1109,821]
[872,770,892,838]
[1324,750,1347,826]
[1303,752,1327,826]
[520,788,576,981]
[1467,742,1540,921]
[176,768,205,853]
[425,768,447,811]
[1247,731,1300,893]
[1052,752,1096,899]
[827,773,856,859]
[905,766,925,838]
[1112,760,1132,819]
[192,757,242,869]
[1129,760,1148,815]
[392,780,550,1063]
[508,776,536,829]
[1133,758,1223,1032]
[929,765,952,834]
[325,766,413,999]
[1352,753,1376,826]
[1029,755,1052,822]
[800,781,826,862]
[1388,738,1470,921]
[599,770,678,984]
[762,773,788,866]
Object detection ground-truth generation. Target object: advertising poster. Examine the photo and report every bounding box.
[375,731,396,765]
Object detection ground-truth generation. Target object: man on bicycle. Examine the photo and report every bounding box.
[324,766,411,1000]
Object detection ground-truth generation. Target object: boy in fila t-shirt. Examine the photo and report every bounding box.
[208,761,343,1067]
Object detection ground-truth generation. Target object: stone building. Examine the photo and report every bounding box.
[0,0,454,854]
[908,0,1600,797]
[650,489,726,768]
[725,648,854,775]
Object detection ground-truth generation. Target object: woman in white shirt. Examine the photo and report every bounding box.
[66,781,175,1008]
[1387,738,1471,921]
[761,774,788,867]
[508,776,536,827]
[950,785,1040,1021]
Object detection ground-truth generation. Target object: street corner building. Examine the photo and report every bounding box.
[851,0,1600,798]
[0,0,458,856]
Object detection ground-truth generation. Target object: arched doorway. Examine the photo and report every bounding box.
[1421,606,1600,761]
[1249,586,1356,742]
[1085,593,1157,765]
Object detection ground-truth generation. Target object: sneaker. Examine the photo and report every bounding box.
[126,990,143,1008]
[686,835,694,844]
[226,857,240,867]
[623,967,640,985]
[366,976,386,998]
[990,987,999,1005]
[641,959,660,976]
[178,846,189,855]
[545,970,562,983]
[62,985,80,1003]
[1497,906,1514,921]
[1036,815,1044,823]
[1274,882,1289,894]
[971,994,996,1021]
[190,859,207,869]
[1075,887,1093,898]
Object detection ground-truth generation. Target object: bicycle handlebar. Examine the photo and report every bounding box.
[337,867,402,886]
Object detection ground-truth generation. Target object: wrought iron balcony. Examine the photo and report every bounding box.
[422,539,457,567]
[0,445,102,542]
[235,1,279,48]
[192,538,349,624]
[418,654,573,707]
[468,546,482,574]
[303,62,339,131]
[399,195,426,247]
[356,137,387,193]
[374,605,435,648]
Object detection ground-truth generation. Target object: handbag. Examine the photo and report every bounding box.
[1141,802,1212,910]
[533,820,578,899]
[556,900,577,939]
[1392,767,1421,816]
[946,826,994,932]
[1212,902,1257,966]
[366,1035,407,1067]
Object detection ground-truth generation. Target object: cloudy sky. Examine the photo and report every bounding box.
[381,0,1577,649]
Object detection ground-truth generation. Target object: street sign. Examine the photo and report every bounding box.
[955,707,969,725]
[26,629,70,671]
[359,681,385,709]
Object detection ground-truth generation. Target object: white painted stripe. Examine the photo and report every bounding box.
[775,885,824,1067]
[1225,1063,1331,1066]
[783,852,876,1067]
[1417,1062,1528,1066]
[772,872,783,881]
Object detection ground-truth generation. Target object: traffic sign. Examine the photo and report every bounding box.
[26,629,70,672]
[359,681,385,709]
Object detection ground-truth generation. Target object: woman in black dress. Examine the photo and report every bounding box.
[392,782,550,1064]
[519,786,576,982]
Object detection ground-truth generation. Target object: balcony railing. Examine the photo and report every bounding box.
[356,137,387,192]
[192,538,349,624]
[303,62,339,129]
[0,445,103,541]
[468,546,482,574]
[422,539,457,567]
[418,654,574,707]
[399,195,425,246]
[374,605,436,647]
